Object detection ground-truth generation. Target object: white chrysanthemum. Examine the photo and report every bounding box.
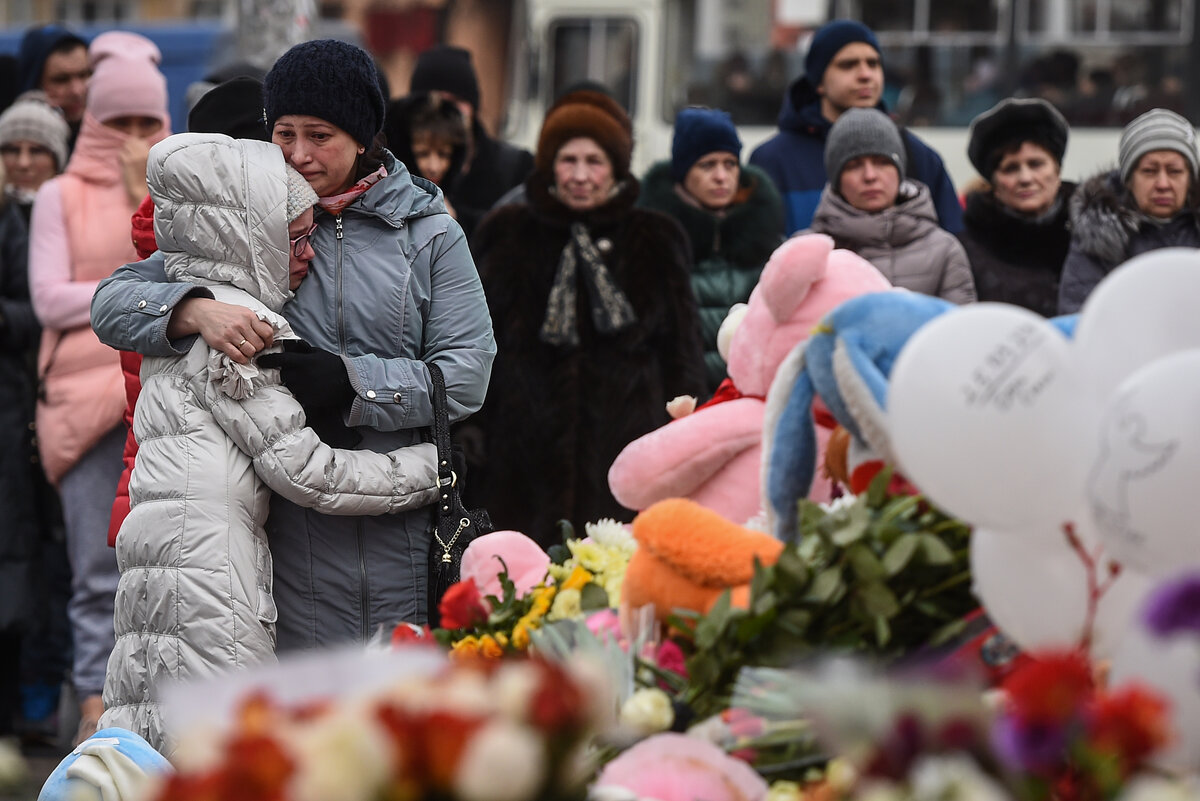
[908,754,1010,801]
[548,587,583,621]
[289,705,392,801]
[618,688,674,737]
[819,493,858,514]
[584,519,636,553]
[454,721,546,801]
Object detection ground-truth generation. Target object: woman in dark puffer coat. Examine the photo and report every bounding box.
[470,90,707,548]
[638,107,784,394]
[958,99,1076,318]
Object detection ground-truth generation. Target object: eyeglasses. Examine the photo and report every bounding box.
[289,222,317,258]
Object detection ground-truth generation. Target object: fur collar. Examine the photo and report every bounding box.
[639,161,783,264]
[1070,169,1200,267]
[962,182,1075,261]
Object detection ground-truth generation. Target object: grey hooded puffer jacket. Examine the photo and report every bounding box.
[90,149,496,650]
[807,180,977,304]
[1057,169,1200,314]
[98,135,442,751]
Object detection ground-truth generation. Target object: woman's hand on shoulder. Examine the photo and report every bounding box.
[168,297,275,364]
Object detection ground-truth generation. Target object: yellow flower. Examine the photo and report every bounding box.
[561,566,593,592]
[512,622,531,650]
[451,635,480,659]
[529,586,555,619]
[766,781,804,801]
[478,635,505,659]
[548,588,582,621]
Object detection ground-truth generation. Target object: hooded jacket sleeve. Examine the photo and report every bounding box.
[343,222,496,430]
[90,250,210,356]
[210,382,441,514]
[936,236,978,304]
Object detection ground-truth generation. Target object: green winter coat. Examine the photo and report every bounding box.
[638,161,785,393]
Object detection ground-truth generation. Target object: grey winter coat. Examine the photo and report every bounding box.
[98,135,443,751]
[1058,169,1200,314]
[89,149,496,650]
[807,180,977,304]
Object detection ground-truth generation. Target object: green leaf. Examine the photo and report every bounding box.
[882,533,920,576]
[546,544,571,565]
[696,590,733,649]
[856,581,900,619]
[776,608,812,637]
[579,582,609,611]
[737,608,776,643]
[804,567,846,605]
[749,559,774,605]
[797,500,827,537]
[846,543,886,582]
[928,617,968,647]
[830,501,870,546]
[918,534,955,565]
[751,588,778,618]
[866,465,894,507]
[874,613,892,647]
[774,546,810,592]
[555,519,576,544]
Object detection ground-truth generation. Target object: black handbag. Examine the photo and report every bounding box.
[426,362,493,627]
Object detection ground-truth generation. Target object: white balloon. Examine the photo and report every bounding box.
[1110,616,1200,773]
[1086,350,1200,575]
[1075,248,1200,400]
[889,303,1094,529]
[970,523,1152,658]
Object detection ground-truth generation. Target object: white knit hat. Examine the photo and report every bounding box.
[284,165,317,223]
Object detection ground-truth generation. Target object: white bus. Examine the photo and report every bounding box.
[501,0,1198,190]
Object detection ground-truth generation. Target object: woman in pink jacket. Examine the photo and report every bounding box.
[27,31,169,743]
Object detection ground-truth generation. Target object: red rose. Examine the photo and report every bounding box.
[1087,684,1172,773]
[391,622,434,647]
[1002,651,1094,726]
[438,578,491,630]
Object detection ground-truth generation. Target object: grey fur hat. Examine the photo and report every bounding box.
[824,107,906,187]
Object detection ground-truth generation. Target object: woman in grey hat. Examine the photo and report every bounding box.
[806,107,976,303]
[1058,107,1200,313]
[959,98,1075,318]
[0,91,70,223]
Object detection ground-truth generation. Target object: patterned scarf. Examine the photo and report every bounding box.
[318,165,387,215]
[539,222,637,348]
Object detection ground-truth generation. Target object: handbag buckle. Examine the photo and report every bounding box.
[438,470,458,488]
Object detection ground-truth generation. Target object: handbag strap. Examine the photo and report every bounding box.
[426,362,455,516]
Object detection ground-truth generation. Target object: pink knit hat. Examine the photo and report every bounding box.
[85,32,168,124]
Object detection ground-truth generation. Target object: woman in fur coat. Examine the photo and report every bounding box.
[471,90,707,548]
[1059,108,1200,314]
[958,99,1076,318]
[638,107,784,394]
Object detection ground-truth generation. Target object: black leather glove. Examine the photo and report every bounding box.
[257,340,355,410]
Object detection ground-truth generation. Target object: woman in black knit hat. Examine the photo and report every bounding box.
[90,38,496,648]
[958,97,1075,317]
[466,89,707,548]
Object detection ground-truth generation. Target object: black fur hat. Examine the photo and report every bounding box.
[968,98,1069,179]
[264,39,385,148]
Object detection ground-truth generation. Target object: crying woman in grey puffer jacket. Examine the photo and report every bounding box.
[98,134,442,753]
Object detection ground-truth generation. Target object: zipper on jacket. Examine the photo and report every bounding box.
[336,214,347,354]
[357,521,369,640]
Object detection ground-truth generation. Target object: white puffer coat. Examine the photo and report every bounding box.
[99,134,441,752]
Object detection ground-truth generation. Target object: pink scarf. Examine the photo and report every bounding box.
[65,111,170,186]
[318,165,387,215]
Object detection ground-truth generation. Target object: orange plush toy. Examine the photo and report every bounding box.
[623,498,784,622]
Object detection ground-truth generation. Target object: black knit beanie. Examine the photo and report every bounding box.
[188,77,268,141]
[409,46,481,111]
[264,39,385,148]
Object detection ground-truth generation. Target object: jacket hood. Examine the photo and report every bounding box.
[810,179,938,250]
[1069,168,1200,267]
[777,75,892,137]
[150,133,293,313]
[639,160,783,264]
[351,150,446,226]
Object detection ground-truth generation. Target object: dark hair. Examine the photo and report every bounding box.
[381,93,469,186]
[47,38,85,59]
[410,95,468,148]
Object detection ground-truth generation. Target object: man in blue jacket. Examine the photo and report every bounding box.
[750,19,963,235]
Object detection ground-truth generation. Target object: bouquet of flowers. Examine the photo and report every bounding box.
[148,654,612,801]
[433,521,636,659]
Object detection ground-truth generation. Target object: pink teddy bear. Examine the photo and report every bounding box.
[607,234,890,525]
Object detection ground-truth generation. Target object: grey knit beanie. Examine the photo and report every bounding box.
[0,90,69,170]
[825,107,906,187]
[284,165,318,223]
[1118,108,1199,183]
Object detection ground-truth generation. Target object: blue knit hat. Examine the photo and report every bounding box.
[17,24,87,93]
[264,39,385,148]
[804,19,881,85]
[38,727,172,801]
[671,107,742,182]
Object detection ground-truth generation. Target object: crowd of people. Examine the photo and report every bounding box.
[0,13,1198,762]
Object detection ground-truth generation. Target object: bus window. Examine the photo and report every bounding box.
[548,18,639,113]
